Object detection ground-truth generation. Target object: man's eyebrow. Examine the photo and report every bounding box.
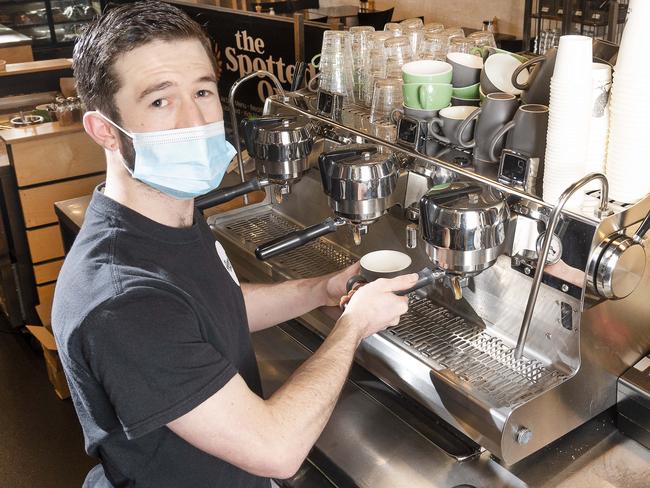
[197,75,217,84]
[138,81,175,101]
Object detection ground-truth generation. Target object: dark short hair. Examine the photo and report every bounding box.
[73,0,215,124]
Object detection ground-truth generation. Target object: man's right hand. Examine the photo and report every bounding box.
[342,273,417,340]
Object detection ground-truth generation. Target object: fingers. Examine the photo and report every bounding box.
[375,273,419,292]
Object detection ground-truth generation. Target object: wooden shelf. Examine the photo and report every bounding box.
[0,120,82,143]
[0,58,71,78]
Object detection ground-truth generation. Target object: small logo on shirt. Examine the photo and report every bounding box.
[215,241,240,286]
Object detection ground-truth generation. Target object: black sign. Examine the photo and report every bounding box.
[171,1,324,119]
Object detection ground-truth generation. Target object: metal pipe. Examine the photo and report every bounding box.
[514,173,609,360]
[227,71,286,204]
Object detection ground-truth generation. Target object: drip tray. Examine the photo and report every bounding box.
[383,299,568,408]
[215,209,567,411]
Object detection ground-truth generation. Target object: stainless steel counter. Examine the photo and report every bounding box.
[253,322,650,488]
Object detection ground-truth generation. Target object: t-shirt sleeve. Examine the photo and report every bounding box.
[80,286,237,439]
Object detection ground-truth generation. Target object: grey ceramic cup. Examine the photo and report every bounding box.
[451,96,480,107]
[429,106,477,147]
[446,52,483,87]
[511,47,557,106]
[345,250,412,292]
[457,92,519,163]
[487,104,549,162]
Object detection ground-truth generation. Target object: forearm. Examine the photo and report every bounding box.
[266,314,360,464]
[242,278,327,332]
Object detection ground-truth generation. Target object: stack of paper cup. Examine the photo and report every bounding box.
[606,0,650,203]
[584,62,612,191]
[543,35,594,206]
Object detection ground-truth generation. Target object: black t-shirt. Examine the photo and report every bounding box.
[52,187,269,488]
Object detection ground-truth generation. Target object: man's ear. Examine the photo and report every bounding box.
[83,111,122,152]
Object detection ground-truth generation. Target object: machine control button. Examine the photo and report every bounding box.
[515,427,533,444]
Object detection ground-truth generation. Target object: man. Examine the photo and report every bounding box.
[52,2,416,487]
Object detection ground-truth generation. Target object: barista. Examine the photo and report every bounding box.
[51,2,417,487]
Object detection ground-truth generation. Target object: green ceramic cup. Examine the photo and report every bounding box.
[403,82,453,110]
[401,60,453,84]
[452,82,480,99]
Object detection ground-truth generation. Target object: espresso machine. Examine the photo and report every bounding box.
[207,79,650,478]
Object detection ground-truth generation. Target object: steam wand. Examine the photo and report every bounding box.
[514,173,609,360]
[228,70,286,204]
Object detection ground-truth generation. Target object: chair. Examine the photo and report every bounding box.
[357,7,394,30]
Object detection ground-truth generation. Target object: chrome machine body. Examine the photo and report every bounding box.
[208,87,650,473]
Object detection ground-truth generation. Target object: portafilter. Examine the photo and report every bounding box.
[419,181,510,275]
[195,116,315,209]
[255,144,400,260]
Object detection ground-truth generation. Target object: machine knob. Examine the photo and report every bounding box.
[515,427,533,445]
[592,209,650,300]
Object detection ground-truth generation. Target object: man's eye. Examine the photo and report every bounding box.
[196,89,212,98]
[151,99,168,108]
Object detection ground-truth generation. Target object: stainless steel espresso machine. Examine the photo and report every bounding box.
[207,78,650,486]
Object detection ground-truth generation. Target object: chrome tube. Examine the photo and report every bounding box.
[514,173,609,359]
[227,71,286,204]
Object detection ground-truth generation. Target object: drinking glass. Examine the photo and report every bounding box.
[350,26,375,103]
[441,27,465,42]
[384,22,403,36]
[418,32,447,60]
[448,36,477,55]
[400,18,424,30]
[384,36,412,77]
[423,22,444,34]
[318,31,354,97]
[468,31,496,50]
[370,78,403,124]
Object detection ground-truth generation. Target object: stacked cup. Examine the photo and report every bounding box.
[385,36,413,78]
[350,26,375,105]
[446,38,482,107]
[317,31,355,100]
[400,18,425,58]
[543,35,593,206]
[401,60,453,111]
[606,0,650,203]
[585,62,612,186]
[361,31,393,106]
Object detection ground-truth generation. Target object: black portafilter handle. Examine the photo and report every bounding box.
[195,178,266,211]
[255,218,339,261]
[394,267,442,296]
[342,267,442,310]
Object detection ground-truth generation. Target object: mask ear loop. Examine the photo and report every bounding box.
[93,111,136,176]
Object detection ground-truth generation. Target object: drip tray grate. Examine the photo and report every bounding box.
[223,212,354,277]
[383,298,567,408]
[219,210,566,408]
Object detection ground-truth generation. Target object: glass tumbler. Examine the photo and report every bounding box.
[448,36,477,55]
[384,36,412,78]
[423,22,444,34]
[369,78,403,124]
[418,32,447,60]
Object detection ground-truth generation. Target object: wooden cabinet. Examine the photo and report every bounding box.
[1,120,105,325]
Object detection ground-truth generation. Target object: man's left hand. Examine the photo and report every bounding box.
[322,262,361,307]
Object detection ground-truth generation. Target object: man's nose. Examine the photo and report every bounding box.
[176,97,206,128]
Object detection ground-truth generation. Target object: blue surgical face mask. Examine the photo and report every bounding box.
[97,113,236,200]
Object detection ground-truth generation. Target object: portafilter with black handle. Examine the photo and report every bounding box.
[255,144,400,260]
[195,115,316,209]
